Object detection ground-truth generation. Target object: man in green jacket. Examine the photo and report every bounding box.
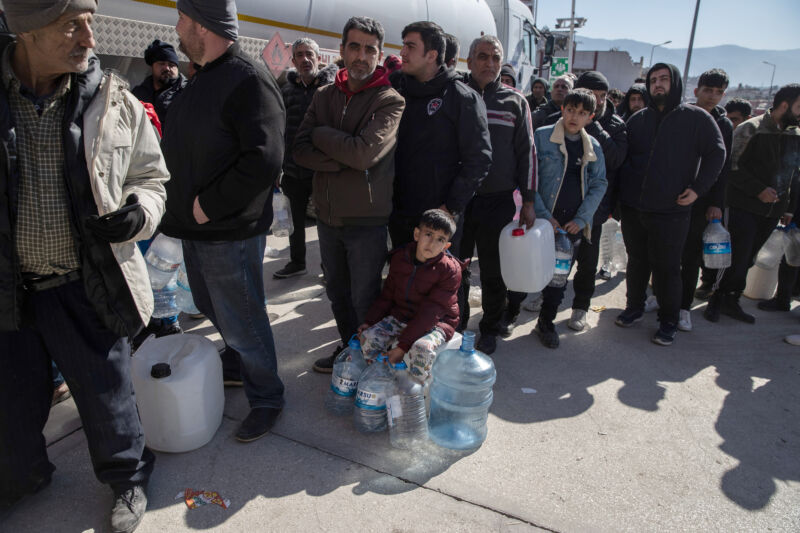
[705,84,800,324]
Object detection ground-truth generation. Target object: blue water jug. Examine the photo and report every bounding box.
[428,331,496,450]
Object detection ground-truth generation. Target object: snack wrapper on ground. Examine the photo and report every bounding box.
[175,488,230,510]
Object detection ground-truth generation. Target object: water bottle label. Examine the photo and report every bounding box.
[703,242,731,254]
[386,395,402,426]
[354,388,385,410]
[554,258,571,274]
[330,375,358,397]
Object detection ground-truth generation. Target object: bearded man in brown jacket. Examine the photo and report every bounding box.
[293,16,405,372]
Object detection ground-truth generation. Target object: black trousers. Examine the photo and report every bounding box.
[571,223,603,311]
[0,280,154,502]
[458,193,516,335]
[680,204,719,310]
[620,205,691,325]
[281,174,313,266]
[716,207,779,295]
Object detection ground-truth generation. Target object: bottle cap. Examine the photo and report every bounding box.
[390,361,408,370]
[712,219,721,223]
[150,362,171,379]
[511,228,525,237]
[376,354,388,363]
[348,337,361,351]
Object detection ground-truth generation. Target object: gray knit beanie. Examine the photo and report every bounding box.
[3,0,97,33]
[176,0,238,41]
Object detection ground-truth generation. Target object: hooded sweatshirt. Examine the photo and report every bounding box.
[292,66,405,226]
[618,83,648,121]
[617,63,726,213]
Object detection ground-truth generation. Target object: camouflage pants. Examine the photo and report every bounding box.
[360,316,445,381]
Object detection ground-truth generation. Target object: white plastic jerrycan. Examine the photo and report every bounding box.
[499,219,555,293]
[131,334,224,453]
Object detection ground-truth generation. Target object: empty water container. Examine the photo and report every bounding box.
[428,331,496,451]
[270,189,294,238]
[498,219,555,293]
[145,234,183,289]
[755,227,786,270]
[175,262,200,315]
[387,361,428,449]
[353,355,393,433]
[325,338,367,415]
[131,334,224,453]
[599,218,619,274]
[549,229,573,288]
[703,219,732,269]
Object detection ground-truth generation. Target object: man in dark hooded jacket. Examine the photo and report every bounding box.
[131,39,187,128]
[615,63,725,346]
[618,83,648,121]
[527,76,549,111]
[273,38,337,279]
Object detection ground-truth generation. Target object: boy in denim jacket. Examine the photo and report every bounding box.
[533,89,607,348]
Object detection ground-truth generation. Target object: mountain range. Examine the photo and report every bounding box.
[575,37,798,87]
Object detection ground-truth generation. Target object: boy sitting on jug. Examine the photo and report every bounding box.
[358,209,463,381]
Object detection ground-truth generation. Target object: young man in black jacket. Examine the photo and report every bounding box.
[131,39,186,128]
[705,84,800,324]
[678,69,733,330]
[161,0,286,443]
[390,21,492,256]
[273,38,337,280]
[616,63,725,346]
[460,35,537,355]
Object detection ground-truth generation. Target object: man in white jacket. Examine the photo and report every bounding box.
[0,3,168,533]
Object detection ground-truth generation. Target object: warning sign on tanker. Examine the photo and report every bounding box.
[262,31,293,76]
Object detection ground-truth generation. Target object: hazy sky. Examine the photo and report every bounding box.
[535,0,800,50]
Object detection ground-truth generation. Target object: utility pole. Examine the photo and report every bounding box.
[567,0,576,73]
[763,61,776,100]
[649,40,672,68]
[682,0,701,101]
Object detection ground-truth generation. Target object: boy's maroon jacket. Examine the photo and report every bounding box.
[364,242,464,352]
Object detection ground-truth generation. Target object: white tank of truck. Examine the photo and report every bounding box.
[93,0,536,91]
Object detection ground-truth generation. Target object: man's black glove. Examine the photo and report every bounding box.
[84,194,145,243]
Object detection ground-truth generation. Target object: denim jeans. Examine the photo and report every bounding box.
[182,236,285,409]
[0,280,154,501]
[317,221,388,345]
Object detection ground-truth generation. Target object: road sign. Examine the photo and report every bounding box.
[551,57,569,77]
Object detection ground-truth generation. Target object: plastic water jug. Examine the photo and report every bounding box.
[270,189,294,238]
[175,262,200,315]
[613,227,627,270]
[744,264,778,300]
[152,272,179,319]
[549,229,573,288]
[428,331,496,451]
[498,219,555,293]
[325,338,367,415]
[131,334,224,453]
[785,224,800,267]
[755,227,786,270]
[387,361,428,449]
[353,355,393,433]
[145,234,183,289]
[702,219,732,269]
[599,218,619,274]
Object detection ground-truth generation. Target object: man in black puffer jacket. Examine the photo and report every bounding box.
[131,39,187,128]
[273,38,337,279]
[616,63,725,346]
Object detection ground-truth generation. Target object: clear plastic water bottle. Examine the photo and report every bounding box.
[325,338,367,415]
[549,229,573,288]
[145,234,183,289]
[428,331,496,451]
[175,262,200,315]
[152,272,179,319]
[784,223,800,267]
[599,219,618,275]
[387,361,428,449]
[755,227,787,270]
[613,228,627,270]
[353,355,393,432]
[702,219,732,269]
[270,190,294,238]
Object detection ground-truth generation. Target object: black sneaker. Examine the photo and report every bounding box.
[694,283,714,301]
[273,262,307,279]
[497,311,519,338]
[312,345,341,373]
[651,322,678,346]
[721,293,755,324]
[110,485,147,533]
[704,294,721,322]
[535,320,560,349]
[476,334,497,355]
[235,407,282,442]
[615,308,644,328]
[757,298,790,312]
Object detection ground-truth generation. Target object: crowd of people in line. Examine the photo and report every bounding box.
[1,0,799,532]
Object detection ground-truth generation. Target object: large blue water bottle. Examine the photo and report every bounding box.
[428,331,496,450]
[325,337,367,415]
[548,229,573,288]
